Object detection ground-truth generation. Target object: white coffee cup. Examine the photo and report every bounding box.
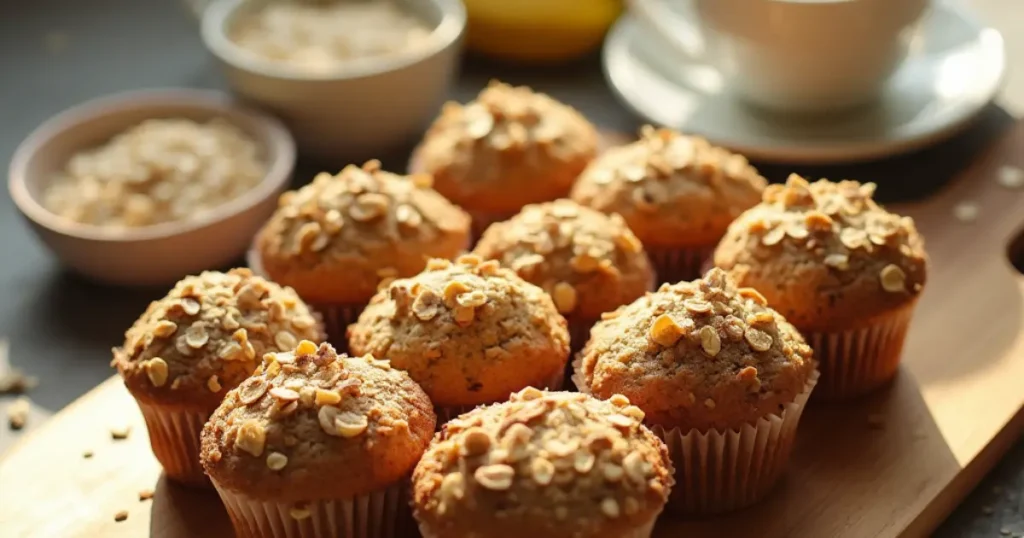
[629,0,931,113]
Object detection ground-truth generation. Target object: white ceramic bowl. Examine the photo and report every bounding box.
[8,89,296,287]
[201,0,465,163]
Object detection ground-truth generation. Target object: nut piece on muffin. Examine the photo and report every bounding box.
[111,268,324,485]
[412,388,674,538]
[575,268,817,515]
[201,341,435,538]
[253,159,471,343]
[713,174,927,400]
[571,126,766,283]
[472,199,654,352]
[347,255,570,420]
[411,80,599,235]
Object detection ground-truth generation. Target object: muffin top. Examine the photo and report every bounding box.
[413,80,599,214]
[472,199,654,320]
[571,126,766,248]
[713,174,928,330]
[577,268,815,432]
[112,269,324,409]
[200,341,435,502]
[255,160,471,304]
[347,255,570,407]
[412,388,673,538]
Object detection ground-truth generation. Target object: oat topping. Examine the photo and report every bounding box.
[571,126,766,245]
[229,0,433,73]
[472,200,653,318]
[716,174,927,302]
[412,390,673,532]
[258,160,469,269]
[348,255,570,406]
[112,269,322,403]
[578,269,816,430]
[43,118,265,228]
[415,81,598,211]
[201,341,435,495]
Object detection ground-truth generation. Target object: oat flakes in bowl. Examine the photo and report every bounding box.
[8,89,295,287]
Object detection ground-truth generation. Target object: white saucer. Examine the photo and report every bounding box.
[603,3,1006,164]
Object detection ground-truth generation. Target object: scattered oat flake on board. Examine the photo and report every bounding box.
[997,165,1024,189]
[110,425,132,440]
[953,202,979,223]
[139,489,154,501]
[0,339,37,395]
[83,450,94,459]
[7,396,30,430]
[114,510,128,522]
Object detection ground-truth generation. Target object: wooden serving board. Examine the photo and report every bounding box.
[3,125,1024,538]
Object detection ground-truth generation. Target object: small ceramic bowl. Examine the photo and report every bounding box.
[8,89,296,287]
[201,0,466,163]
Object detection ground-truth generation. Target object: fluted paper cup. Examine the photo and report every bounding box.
[647,244,716,285]
[136,402,210,487]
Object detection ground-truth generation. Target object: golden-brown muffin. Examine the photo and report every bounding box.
[411,388,673,538]
[254,160,471,344]
[472,199,653,352]
[347,255,570,414]
[111,268,324,485]
[412,80,599,232]
[574,268,817,515]
[201,341,435,536]
[571,126,766,283]
[713,174,928,399]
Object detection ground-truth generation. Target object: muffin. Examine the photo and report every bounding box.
[411,80,599,237]
[201,341,436,538]
[253,159,471,345]
[713,174,927,400]
[574,268,818,515]
[111,268,324,486]
[411,388,674,538]
[347,255,570,420]
[472,199,654,355]
[571,126,766,283]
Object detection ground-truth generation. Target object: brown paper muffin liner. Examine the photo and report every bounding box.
[646,244,716,285]
[213,480,413,538]
[136,402,211,487]
[433,368,566,427]
[418,512,658,538]
[653,371,818,516]
[805,302,916,401]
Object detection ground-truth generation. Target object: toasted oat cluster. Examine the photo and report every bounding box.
[571,126,766,246]
[347,255,570,406]
[414,81,598,212]
[258,160,469,263]
[112,269,322,406]
[716,174,927,296]
[412,388,673,536]
[472,199,653,319]
[43,118,265,228]
[577,269,815,430]
[230,0,432,73]
[201,342,435,502]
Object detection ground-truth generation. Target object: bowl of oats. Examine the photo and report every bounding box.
[200,0,465,162]
[8,88,296,287]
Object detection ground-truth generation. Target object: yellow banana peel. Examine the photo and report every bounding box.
[463,0,623,63]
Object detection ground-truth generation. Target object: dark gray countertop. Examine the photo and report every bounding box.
[0,1,1020,536]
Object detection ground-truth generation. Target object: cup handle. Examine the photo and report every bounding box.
[627,0,707,61]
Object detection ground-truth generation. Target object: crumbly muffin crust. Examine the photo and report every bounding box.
[713,174,928,331]
[112,269,324,409]
[200,341,435,502]
[413,80,598,214]
[412,388,673,538]
[347,255,570,407]
[571,126,766,248]
[255,160,471,304]
[577,268,815,432]
[472,200,653,321]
